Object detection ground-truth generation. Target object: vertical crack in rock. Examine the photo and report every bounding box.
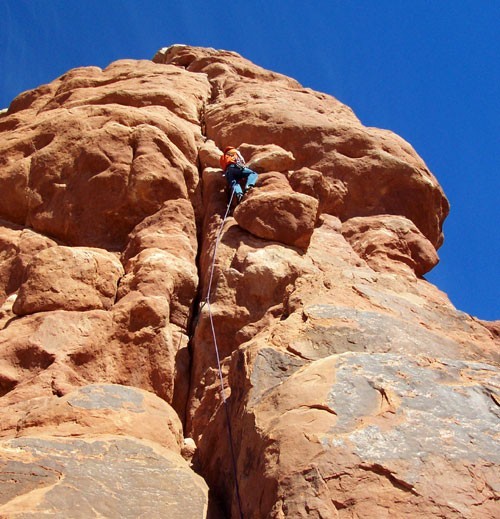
[183,96,210,434]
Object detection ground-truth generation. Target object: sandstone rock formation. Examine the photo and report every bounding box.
[0,44,498,518]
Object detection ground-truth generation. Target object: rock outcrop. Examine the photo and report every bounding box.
[0,44,498,518]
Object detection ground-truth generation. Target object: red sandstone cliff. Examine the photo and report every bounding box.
[0,45,498,518]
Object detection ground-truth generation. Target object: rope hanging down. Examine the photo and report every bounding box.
[203,188,244,519]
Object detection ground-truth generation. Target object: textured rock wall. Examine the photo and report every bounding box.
[0,56,212,518]
[0,45,498,518]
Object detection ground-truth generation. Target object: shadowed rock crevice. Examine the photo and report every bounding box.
[359,463,420,496]
[0,375,17,398]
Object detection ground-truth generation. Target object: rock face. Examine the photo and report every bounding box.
[0,384,209,517]
[341,215,439,277]
[0,44,498,518]
[13,246,124,315]
[234,190,319,249]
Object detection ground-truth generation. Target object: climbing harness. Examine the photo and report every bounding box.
[203,187,244,519]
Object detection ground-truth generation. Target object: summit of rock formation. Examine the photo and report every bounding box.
[0,44,498,518]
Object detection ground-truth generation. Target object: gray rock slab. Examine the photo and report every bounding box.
[0,436,208,518]
[301,304,480,360]
[324,353,500,474]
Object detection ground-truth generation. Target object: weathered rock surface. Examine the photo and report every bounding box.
[234,191,319,249]
[0,222,57,303]
[13,246,123,315]
[226,352,500,518]
[6,384,183,447]
[0,59,210,249]
[0,436,209,518]
[242,143,296,173]
[0,384,211,517]
[191,213,499,518]
[0,44,497,518]
[154,45,449,248]
[341,214,439,276]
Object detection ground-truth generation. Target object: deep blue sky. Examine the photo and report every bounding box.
[1,1,498,320]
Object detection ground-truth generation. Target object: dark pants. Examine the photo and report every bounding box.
[225,164,258,197]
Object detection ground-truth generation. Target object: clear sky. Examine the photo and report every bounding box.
[1,0,498,320]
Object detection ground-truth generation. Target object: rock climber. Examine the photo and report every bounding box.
[219,146,258,203]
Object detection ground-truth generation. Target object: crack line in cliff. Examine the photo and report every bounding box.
[186,113,244,515]
[200,186,244,519]
[189,83,244,516]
